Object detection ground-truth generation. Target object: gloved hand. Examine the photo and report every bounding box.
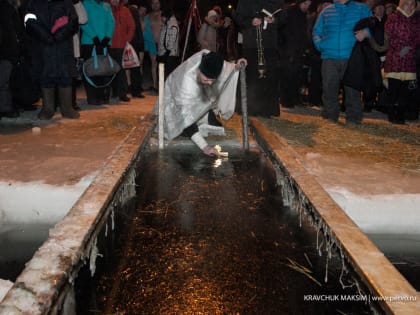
[101,36,110,47]
[202,145,220,157]
[93,36,101,46]
[399,46,412,57]
[51,16,69,34]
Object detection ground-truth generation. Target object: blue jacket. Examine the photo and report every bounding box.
[312,0,371,60]
[80,0,115,45]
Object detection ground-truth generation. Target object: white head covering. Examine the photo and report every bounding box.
[207,9,218,18]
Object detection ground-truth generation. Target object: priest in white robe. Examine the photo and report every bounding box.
[159,49,247,156]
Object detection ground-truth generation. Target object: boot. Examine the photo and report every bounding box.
[388,104,405,125]
[72,80,81,111]
[59,86,80,119]
[38,87,56,120]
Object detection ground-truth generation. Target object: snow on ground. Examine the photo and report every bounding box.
[327,187,420,236]
[0,173,97,299]
[301,151,420,238]
[0,173,96,227]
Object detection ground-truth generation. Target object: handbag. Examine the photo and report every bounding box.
[83,47,121,87]
[83,47,120,77]
[122,42,140,69]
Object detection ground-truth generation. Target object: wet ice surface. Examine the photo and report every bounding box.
[0,224,50,281]
[368,234,420,291]
[78,147,374,314]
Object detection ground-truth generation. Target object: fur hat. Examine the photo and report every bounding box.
[199,52,224,79]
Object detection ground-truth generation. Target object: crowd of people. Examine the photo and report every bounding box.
[0,0,419,129]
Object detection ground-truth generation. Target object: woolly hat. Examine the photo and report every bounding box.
[199,52,224,79]
[207,9,218,18]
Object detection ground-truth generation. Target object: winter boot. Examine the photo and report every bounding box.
[59,86,80,119]
[388,104,405,125]
[38,87,56,120]
[72,80,81,111]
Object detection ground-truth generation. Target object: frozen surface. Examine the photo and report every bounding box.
[327,187,420,235]
[0,173,96,226]
[301,151,420,236]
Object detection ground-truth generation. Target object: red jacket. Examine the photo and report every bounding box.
[110,4,135,49]
[384,10,420,74]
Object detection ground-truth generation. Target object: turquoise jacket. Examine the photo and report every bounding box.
[312,0,371,60]
[80,0,115,45]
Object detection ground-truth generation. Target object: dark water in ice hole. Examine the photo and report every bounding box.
[75,147,376,315]
[0,224,50,281]
[368,234,420,291]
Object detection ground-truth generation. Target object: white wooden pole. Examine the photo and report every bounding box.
[158,63,165,149]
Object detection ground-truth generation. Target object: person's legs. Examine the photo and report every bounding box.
[278,59,297,108]
[344,85,363,124]
[130,66,144,98]
[0,60,19,117]
[321,59,341,122]
[109,48,130,101]
[58,84,80,119]
[81,45,102,105]
[405,80,418,121]
[308,57,323,106]
[150,54,158,92]
[337,59,362,123]
[386,78,405,124]
[38,86,56,120]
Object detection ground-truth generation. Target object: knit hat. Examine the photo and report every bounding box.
[207,9,218,18]
[199,52,224,79]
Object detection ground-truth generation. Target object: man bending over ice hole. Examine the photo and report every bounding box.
[158,50,247,156]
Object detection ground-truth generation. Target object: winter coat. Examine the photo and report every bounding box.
[197,21,218,52]
[158,22,179,57]
[143,16,156,55]
[312,0,372,60]
[277,4,310,61]
[342,17,382,98]
[370,15,386,47]
[110,3,134,49]
[73,0,87,58]
[127,4,144,52]
[234,0,284,50]
[80,0,114,45]
[0,0,25,63]
[25,0,78,83]
[384,8,420,74]
[343,40,382,92]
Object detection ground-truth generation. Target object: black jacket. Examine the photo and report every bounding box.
[127,4,144,52]
[25,0,78,81]
[0,0,25,63]
[343,18,382,92]
[234,0,284,50]
[277,4,310,61]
